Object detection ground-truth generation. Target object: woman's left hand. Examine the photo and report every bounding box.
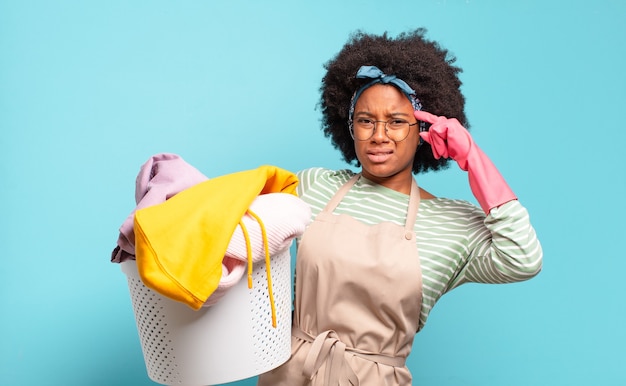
[414,110,473,170]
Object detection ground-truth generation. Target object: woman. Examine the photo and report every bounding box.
[257,28,542,386]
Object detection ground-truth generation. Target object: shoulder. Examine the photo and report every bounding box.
[296,167,356,196]
[420,197,485,222]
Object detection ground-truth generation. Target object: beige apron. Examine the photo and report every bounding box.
[258,174,422,386]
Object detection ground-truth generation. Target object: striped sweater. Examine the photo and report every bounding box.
[296,167,543,330]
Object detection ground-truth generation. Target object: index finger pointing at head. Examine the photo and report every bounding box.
[413,110,439,124]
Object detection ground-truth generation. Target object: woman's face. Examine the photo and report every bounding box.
[352,84,420,193]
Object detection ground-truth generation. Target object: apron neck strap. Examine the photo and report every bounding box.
[322,174,360,212]
[405,179,420,231]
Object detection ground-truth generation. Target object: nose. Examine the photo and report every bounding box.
[371,121,389,141]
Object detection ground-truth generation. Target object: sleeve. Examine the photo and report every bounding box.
[296,167,325,197]
[447,200,543,290]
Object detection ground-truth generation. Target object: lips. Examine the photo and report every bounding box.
[366,149,393,163]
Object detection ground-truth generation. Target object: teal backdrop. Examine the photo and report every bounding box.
[1,1,625,385]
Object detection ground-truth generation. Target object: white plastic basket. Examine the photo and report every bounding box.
[120,249,292,386]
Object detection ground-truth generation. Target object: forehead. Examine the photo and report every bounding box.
[353,84,413,112]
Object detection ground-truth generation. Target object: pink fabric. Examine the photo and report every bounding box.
[112,153,311,308]
[205,193,311,306]
[111,153,208,263]
[415,110,517,213]
[226,193,311,263]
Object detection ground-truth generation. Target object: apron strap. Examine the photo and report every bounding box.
[321,174,360,213]
[293,327,407,385]
[405,179,420,232]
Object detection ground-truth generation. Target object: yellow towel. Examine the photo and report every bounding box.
[133,165,298,310]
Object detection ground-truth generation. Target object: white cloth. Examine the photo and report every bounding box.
[206,193,311,306]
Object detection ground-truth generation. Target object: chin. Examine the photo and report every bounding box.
[362,167,396,180]
[362,163,413,180]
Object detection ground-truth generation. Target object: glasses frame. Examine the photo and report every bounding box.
[349,118,419,142]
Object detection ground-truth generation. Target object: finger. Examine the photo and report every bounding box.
[426,129,449,159]
[420,132,441,159]
[413,110,440,124]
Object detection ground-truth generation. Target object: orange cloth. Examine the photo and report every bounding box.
[133,165,299,310]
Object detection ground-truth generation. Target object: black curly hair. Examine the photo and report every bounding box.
[320,28,467,174]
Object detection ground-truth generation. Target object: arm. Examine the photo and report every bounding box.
[414,111,542,288]
[448,200,542,290]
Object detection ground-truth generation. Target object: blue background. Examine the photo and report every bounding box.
[1,1,625,385]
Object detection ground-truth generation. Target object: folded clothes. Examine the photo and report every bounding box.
[133,164,303,310]
[112,153,311,319]
[205,192,310,307]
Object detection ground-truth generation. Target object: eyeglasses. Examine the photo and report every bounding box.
[349,118,418,142]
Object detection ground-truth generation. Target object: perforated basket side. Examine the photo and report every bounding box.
[126,275,179,383]
[250,251,292,370]
[122,249,292,385]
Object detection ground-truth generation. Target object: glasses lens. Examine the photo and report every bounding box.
[351,119,412,141]
[353,119,374,140]
[386,120,410,141]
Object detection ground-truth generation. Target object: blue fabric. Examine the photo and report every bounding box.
[354,65,416,103]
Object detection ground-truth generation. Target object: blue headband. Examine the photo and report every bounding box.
[348,65,425,133]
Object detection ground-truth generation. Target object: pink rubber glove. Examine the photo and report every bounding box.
[414,110,517,213]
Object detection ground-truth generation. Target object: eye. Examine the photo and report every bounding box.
[388,119,408,128]
[356,118,374,126]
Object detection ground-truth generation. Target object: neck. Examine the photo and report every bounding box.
[361,171,414,195]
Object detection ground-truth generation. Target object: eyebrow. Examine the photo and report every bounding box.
[354,111,411,117]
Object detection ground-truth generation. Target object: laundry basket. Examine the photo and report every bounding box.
[120,249,292,386]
